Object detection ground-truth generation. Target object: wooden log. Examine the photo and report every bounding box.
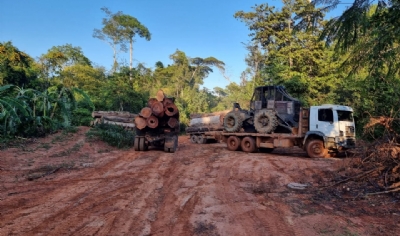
[151,101,164,117]
[163,97,174,106]
[102,116,135,123]
[102,120,136,129]
[92,111,137,118]
[189,109,231,119]
[167,117,179,128]
[189,115,224,128]
[134,116,147,130]
[156,89,165,102]
[164,103,179,116]
[147,98,158,108]
[147,115,159,128]
[140,107,152,118]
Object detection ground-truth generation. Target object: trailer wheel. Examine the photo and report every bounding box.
[139,137,147,151]
[254,109,278,133]
[306,139,328,158]
[134,136,140,151]
[197,135,207,144]
[241,137,257,153]
[226,136,241,151]
[190,135,198,144]
[223,111,243,132]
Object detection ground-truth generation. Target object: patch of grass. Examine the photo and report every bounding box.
[49,141,84,157]
[27,162,74,180]
[193,222,220,236]
[63,126,79,134]
[86,123,135,148]
[37,143,52,150]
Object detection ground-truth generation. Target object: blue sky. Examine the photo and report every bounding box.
[0,0,346,91]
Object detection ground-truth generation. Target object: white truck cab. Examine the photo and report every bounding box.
[306,104,356,154]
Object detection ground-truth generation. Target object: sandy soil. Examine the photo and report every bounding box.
[0,127,399,236]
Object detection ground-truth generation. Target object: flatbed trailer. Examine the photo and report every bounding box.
[221,107,355,158]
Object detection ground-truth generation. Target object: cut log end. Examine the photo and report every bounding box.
[134,116,147,130]
[140,107,152,119]
[156,89,165,102]
[147,115,159,129]
[151,101,164,117]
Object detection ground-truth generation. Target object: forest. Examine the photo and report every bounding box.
[1,0,400,143]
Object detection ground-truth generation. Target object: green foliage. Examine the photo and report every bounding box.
[86,123,135,148]
[0,41,39,87]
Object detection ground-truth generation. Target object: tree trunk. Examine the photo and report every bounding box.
[129,37,133,80]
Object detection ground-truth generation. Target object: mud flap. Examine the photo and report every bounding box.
[164,135,178,153]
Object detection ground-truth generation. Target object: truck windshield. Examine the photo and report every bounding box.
[337,110,354,122]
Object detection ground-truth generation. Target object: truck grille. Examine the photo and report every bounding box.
[345,126,355,136]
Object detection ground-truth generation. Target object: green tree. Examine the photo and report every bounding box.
[0,41,38,87]
[115,14,151,80]
[235,0,339,106]
[93,7,127,72]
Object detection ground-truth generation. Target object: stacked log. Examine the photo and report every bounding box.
[134,90,180,131]
[91,111,138,130]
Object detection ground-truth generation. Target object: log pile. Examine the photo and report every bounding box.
[134,90,180,132]
[91,111,138,130]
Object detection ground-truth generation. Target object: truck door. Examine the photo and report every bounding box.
[309,107,338,137]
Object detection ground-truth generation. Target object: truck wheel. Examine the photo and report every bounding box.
[226,136,241,151]
[241,137,257,153]
[254,109,278,133]
[134,136,140,151]
[197,135,207,144]
[190,135,198,144]
[139,137,147,151]
[223,111,243,132]
[306,139,328,158]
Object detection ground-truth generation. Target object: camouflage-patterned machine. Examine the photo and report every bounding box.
[222,85,302,134]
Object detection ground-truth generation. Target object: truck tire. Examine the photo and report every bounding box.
[134,136,140,151]
[197,135,207,144]
[139,137,147,151]
[306,139,328,158]
[226,136,241,151]
[223,111,243,132]
[190,135,198,144]
[241,136,257,153]
[254,109,278,133]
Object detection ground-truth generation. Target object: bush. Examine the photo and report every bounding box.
[86,123,135,148]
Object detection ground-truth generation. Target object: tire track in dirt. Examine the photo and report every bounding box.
[0,148,174,235]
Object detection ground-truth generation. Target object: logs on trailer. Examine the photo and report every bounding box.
[134,89,180,153]
[134,90,180,131]
[186,110,231,143]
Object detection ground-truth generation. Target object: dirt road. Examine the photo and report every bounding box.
[0,127,399,235]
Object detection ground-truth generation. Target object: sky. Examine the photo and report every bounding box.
[0,0,347,91]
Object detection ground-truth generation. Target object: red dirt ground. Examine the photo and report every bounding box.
[0,127,399,235]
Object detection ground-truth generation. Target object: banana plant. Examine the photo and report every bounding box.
[0,85,29,136]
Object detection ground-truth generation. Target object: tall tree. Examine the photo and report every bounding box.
[93,7,127,72]
[115,14,151,80]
